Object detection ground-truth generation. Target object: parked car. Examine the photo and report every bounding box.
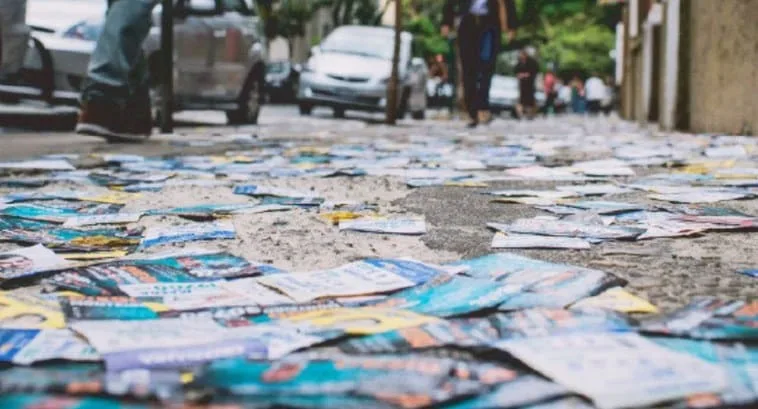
[265,60,299,103]
[0,0,267,125]
[489,74,546,118]
[297,25,427,119]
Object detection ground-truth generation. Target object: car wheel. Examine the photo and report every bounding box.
[227,67,263,125]
[298,103,313,115]
[411,109,425,120]
[333,107,345,118]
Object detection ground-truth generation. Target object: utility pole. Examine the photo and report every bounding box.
[159,0,174,133]
[385,0,401,125]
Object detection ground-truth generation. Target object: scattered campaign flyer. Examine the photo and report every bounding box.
[0,291,65,329]
[140,221,236,248]
[339,217,427,235]
[505,218,644,240]
[373,275,520,317]
[491,232,592,249]
[0,328,100,365]
[641,298,758,340]
[0,202,124,223]
[479,308,632,340]
[59,296,167,321]
[0,159,75,171]
[256,261,419,302]
[284,307,439,335]
[70,317,266,371]
[497,266,624,311]
[62,212,143,227]
[233,184,317,198]
[338,321,480,354]
[570,287,659,314]
[0,244,69,281]
[496,332,728,409]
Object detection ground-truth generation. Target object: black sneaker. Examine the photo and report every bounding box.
[76,101,150,143]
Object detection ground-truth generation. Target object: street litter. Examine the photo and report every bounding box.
[737,269,758,278]
[570,287,659,314]
[62,212,143,227]
[641,298,758,340]
[499,218,644,240]
[491,232,591,249]
[495,332,727,409]
[140,221,236,248]
[0,245,69,281]
[0,159,75,171]
[339,217,427,235]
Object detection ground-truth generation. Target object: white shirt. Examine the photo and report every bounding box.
[470,0,489,15]
[585,77,606,101]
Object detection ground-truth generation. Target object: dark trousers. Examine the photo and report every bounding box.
[587,99,602,114]
[458,15,500,121]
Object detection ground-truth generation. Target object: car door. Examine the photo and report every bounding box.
[173,0,218,99]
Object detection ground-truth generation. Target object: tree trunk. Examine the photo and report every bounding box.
[385,0,401,125]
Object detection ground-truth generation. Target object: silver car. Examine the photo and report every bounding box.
[297,25,428,120]
[0,0,267,124]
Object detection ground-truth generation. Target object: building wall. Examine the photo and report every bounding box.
[685,0,758,135]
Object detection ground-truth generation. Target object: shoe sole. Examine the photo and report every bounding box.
[76,123,150,144]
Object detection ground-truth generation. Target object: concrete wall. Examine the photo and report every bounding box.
[684,0,758,135]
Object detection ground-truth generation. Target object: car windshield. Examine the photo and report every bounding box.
[321,30,394,60]
[492,76,518,89]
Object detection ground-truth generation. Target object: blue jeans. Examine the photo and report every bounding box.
[80,0,158,107]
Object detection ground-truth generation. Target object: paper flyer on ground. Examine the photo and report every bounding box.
[140,221,236,248]
[62,212,143,227]
[256,261,418,302]
[496,332,728,409]
[0,291,66,329]
[0,244,70,281]
[339,218,427,235]
[0,328,100,365]
[70,317,266,371]
[284,307,439,335]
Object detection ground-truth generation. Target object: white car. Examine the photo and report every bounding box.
[489,74,546,117]
[297,25,428,120]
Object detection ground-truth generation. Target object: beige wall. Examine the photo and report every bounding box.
[685,0,758,135]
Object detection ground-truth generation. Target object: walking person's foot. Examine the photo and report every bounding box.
[76,101,150,143]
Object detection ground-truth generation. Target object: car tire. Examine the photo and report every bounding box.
[298,103,313,115]
[333,107,345,118]
[411,109,425,120]
[227,66,263,125]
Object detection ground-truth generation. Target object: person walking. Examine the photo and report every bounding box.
[442,0,517,128]
[75,0,159,143]
[514,49,538,119]
[585,72,605,115]
[543,64,557,115]
[570,74,586,114]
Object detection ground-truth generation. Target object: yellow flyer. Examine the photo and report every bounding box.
[0,291,66,329]
[570,287,659,314]
[285,307,439,335]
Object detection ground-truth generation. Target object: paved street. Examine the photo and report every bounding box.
[2,107,755,309]
[0,106,756,408]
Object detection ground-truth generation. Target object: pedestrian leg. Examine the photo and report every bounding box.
[457,18,479,127]
[77,0,158,141]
